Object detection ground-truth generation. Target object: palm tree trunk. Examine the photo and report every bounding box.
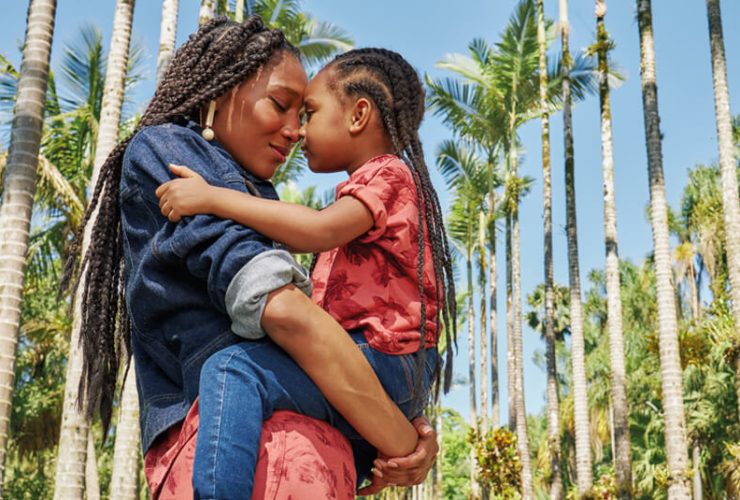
[538,1,562,498]
[478,211,489,435]
[0,1,56,491]
[54,322,89,500]
[434,390,443,498]
[595,2,632,497]
[506,214,516,431]
[199,0,215,26]
[86,429,100,500]
[56,2,135,498]
[512,208,533,499]
[560,0,592,493]
[705,0,740,420]
[692,444,702,500]
[155,0,179,83]
[235,0,245,22]
[467,244,480,499]
[488,194,500,430]
[109,369,140,500]
[637,1,691,497]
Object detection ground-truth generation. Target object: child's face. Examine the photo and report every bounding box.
[211,51,307,180]
[299,70,353,174]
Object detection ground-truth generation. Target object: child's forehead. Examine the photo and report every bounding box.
[305,69,341,103]
[307,68,333,89]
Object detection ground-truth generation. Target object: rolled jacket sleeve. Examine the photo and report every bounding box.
[225,250,313,339]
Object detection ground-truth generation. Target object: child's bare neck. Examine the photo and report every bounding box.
[345,141,395,175]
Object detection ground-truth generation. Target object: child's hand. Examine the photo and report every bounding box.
[155,164,213,222]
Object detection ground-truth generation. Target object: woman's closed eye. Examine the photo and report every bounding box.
[270,96,287,112]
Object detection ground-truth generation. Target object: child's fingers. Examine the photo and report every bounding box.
[160,201,181,223]
[169,163,199,179]
[159,199,171,218]
[155,181,172,198]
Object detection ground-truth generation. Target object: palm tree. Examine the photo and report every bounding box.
[705,0,740,420]
[508,173,534,498]
[506,214,516,431]
[559,0,592,493]
[536,0,563,496]
[156,0,179,83]
[636,1,691,497]
[199,0,215,26]
[478,212,489,434]
[109,373,139,500]
[431,6,598,496]
[0,0,57,492]
[488,193,500,431]
[54,2,136,499]
[437,140,486,498]
[427,42,505,436]
[593,1,632,496]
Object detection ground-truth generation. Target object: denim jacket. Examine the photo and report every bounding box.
[120,120,312,452]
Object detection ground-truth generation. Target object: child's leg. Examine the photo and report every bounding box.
[192,333,439,499]
[192,338,346,499]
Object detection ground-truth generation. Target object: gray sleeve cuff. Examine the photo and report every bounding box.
[225,249,313,339]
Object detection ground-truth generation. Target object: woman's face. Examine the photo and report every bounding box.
[210,51,307,180]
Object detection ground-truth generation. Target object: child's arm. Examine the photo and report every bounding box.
[261,283,418,458]
[155,164,373,252]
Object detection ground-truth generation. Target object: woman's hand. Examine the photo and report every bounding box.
[155,164,214,222]
[357,416,439,496]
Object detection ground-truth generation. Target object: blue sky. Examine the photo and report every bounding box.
[2,1,739,424]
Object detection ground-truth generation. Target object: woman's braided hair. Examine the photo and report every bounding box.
[62,16,299,431]
[324,48,457,398]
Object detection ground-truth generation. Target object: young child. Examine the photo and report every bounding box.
[156,48,455,497]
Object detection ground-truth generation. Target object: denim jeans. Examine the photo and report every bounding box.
[192,330,438,499]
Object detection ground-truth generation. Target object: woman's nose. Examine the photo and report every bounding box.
[282,116,301,142]
[281,121,301,143]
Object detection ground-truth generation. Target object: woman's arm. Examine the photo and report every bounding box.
[155,165,373,252]
[260,283,418,458]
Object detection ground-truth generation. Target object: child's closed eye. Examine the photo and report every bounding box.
[301,109,314,124]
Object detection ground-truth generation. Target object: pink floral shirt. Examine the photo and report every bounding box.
[311,155,439,355]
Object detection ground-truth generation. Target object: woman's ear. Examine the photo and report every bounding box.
[348,97,373,134]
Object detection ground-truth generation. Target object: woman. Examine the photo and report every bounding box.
[67,16,437,498]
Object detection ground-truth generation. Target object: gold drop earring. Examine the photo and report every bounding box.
[201,100,217,141]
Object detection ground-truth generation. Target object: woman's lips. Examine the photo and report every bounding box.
[270,144,288,162]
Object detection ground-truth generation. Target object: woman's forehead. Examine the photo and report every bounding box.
[263,51,307,94]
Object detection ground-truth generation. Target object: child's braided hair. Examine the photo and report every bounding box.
[62,16,299,432]
[324,48,457,398]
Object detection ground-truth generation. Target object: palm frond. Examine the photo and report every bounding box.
[436,52,486,86]
[297,19,353,66]
[272,141,306,186]
[59,24,104,115]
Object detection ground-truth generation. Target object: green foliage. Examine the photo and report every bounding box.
[470,426,521,498]
[222,0,353,69]
[578,469,618,499]
[2,448,56,499]
[441,408,471,499]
